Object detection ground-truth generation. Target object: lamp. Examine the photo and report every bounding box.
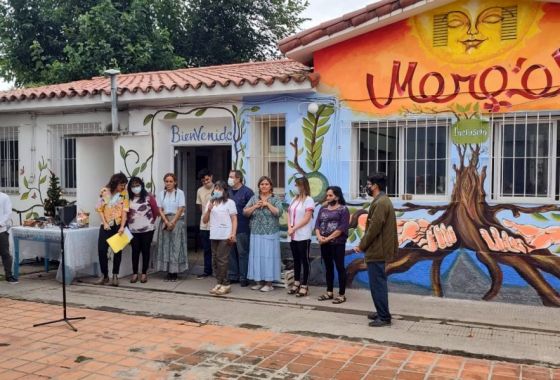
[307,102,319,114]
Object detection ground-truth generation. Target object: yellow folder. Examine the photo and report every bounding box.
[106,227,133,253]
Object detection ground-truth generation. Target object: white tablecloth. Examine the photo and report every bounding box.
[10,226,133,283]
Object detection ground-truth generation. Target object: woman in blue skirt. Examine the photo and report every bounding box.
[244,176,283,292]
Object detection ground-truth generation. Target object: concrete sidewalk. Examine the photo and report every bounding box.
[0,271,559,367]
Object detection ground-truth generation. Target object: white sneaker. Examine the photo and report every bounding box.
[251,284,263,291]
[215,285,231,295]
[209,284,221,294]
[260,285,274,292]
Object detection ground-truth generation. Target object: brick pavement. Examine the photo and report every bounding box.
[0,299,557,380]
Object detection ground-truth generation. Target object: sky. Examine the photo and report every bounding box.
[0,0,372,91]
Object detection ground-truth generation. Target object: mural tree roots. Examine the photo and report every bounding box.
[388,143,560,306]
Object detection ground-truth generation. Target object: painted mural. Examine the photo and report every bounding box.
[138,105,259,192]
[311,0,560,306]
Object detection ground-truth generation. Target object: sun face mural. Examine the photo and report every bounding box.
[311,0,560,306]
[412,0,542,64]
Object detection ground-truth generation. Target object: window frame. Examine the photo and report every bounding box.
[249,114,287,196]
[491,115,558,204]
[0,127,19,194]
[351,118,451,201]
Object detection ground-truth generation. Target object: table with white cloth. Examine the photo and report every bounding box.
[9,226,133,283]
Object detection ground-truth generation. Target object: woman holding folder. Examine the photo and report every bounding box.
[96,173,129,286]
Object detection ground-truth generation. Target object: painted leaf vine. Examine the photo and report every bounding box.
[120,146,152,190]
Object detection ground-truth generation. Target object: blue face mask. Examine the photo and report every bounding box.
[212,191,223,199]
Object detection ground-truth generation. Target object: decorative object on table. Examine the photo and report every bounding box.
[76,211,90,228]
[43,170,68,217]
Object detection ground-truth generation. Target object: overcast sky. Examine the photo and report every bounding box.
[0,0,372,91]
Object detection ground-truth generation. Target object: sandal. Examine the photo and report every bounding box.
[130,274,138,284]
[287,283,300,295]
[332,295,346,304]
[317,293,334,301]
[140,274,147,283]
[296,285,309,298]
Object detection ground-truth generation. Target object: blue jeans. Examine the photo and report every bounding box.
[367,261,391,321]
[200,230,212,275]
[229,232,249,281]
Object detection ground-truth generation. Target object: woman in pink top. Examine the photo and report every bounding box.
[287,177,315,297]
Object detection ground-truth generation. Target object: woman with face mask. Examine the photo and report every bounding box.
[202,180,237,295]
[314,186,350,304]
[287,177,315,297]
[95,173,129,286]
[155,173,187,282]
[127,177,159,284]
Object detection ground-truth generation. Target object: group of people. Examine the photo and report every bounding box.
[0,167,397,328]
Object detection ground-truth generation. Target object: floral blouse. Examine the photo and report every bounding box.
[96,187,129,227]
[245,194,283,235]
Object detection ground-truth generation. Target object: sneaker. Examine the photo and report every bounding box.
[209,284,221,294]
[251,284,263,291]
[164,273,171,282]
[6,276,18,284]
[95,277,109,285]
[240,279,249,287]
[170,273,178,282]
[197,273,210,280]
[260,285,274,292]
[215,285,231,295]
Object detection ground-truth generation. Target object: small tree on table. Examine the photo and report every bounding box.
[43,170,67,217]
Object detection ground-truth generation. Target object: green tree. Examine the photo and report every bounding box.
[181,0,309,66]
[0,0,309,87]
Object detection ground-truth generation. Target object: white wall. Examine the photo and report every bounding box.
[76,136,115,226]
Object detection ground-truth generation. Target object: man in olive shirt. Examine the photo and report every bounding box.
[355,172,398,327]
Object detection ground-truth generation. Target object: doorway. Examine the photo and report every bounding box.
[174,145,232,250]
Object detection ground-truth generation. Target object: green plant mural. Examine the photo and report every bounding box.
[119,146,152,190]
[287,104,334,201]
[18,157,49,220]
[142,105,259,192]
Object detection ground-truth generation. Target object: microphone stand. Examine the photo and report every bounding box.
[33,219,85,331]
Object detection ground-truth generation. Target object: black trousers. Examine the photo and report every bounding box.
[290,239,310,285]
[0,232,13,278]
[131,231,154,275]
[320,243,346,295]
[98,225,123,277]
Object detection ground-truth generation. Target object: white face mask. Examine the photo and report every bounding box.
[131,186,142,195]
[227,178,236,187]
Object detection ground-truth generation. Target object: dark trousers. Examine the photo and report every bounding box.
[131,231,154,275]
[211,240,230,285]
[98,225,123,277]
[228,232,249,281]
[200,230,212,275]
[290,239,310,285]
[320,243,346,295]
[367,261,391,321]
[0,232,13,278]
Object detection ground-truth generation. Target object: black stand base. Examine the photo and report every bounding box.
[33,217,85,332]
[34,316,86,332]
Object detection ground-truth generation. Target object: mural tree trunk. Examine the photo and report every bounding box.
[387,107,560,306]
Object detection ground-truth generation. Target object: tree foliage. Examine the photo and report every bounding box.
[0,0,309,86]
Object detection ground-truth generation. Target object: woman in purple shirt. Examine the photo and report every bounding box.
[315,186,350,304]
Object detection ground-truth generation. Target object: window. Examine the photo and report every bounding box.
[251,114,286,194]
[0,127,19,192]
[48,123,103,192]
[492,114,558,201]
[353,118,449,199]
